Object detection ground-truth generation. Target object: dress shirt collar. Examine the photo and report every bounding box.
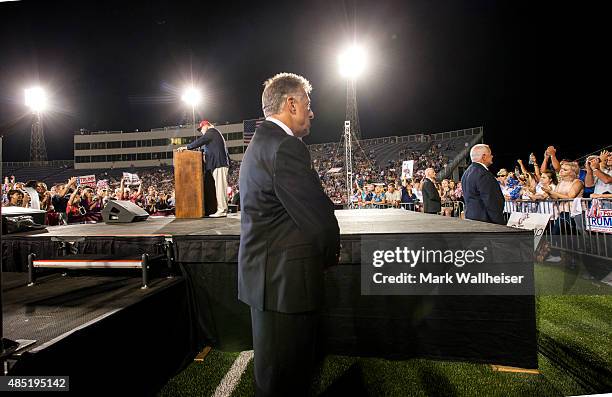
[266,117,295,137]
[474,162,489,170]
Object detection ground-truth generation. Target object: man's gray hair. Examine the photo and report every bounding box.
[470,144,491,162]
[262,72,312,117]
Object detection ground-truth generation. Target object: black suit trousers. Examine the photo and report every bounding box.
[250,307,319,397]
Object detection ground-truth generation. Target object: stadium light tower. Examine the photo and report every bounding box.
[24,87,48,162]
[181,87,202,135]
[338,44,366,140]
[338,45,366,203]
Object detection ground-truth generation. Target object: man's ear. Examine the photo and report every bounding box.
[288,97,297,115]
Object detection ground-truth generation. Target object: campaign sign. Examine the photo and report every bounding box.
[507,212,551,250]
[401,160,414,180]
[587,209,612,234]
[78,175,96,188]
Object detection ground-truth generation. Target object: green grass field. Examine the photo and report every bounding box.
[160,263,612,397]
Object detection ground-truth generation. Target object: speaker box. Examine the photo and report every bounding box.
[102,200,149,223]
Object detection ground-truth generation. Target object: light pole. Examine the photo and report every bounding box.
[338,45,366,202]
[181,87,202,135]
[24,87,48,162]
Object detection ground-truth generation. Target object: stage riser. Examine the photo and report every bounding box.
[173,235,537,369]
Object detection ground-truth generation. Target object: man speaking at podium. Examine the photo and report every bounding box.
[238,73,340,396]
[177,120,229,217]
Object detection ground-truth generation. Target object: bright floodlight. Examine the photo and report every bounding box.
[25,87,48,112]
[181,87,202,106]
[338,45,367,79]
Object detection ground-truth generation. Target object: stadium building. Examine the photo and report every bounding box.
[72,119,259,169]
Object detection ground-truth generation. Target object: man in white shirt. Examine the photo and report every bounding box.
[585,150,612,195]
[385,183,402,207]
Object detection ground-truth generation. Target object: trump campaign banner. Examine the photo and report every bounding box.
[401,160,414,180]
[77,175,96,188]
[122,172,141,185]
[586,201,612,234]
[97,179,109,189]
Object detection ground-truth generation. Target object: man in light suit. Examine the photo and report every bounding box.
[461,144,505,224]
[422,168,441,214]
[177,120,230,217]
[238,73,340,396]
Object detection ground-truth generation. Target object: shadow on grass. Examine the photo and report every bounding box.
[319,362,368,397]
[539,333,612,393]
[415,362,458,397]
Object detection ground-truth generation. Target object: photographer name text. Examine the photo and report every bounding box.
[372,272,525,285]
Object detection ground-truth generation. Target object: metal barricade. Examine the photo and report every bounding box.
[504,198,612,261]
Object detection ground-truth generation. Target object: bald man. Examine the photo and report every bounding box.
[422,168,441,214]
[461,144,505,224]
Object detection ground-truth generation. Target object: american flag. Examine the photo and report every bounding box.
[243,118,265,145]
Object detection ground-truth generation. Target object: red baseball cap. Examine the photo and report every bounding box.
[197,120,211,131]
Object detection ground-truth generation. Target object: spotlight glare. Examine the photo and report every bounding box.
[25,87,48,112]
[338,45,367,79]
[181,87,202,106]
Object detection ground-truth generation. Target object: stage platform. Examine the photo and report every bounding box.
[4,209,525,238]
[1,209,538,390]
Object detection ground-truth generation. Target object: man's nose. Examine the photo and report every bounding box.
[309,110,314,119]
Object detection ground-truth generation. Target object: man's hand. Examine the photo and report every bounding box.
[68,176,77,186]
[546,146,556,156]
[517,159,524,165]
[599,150,609,164]
[176,146,188,152]
[589,158,601,170]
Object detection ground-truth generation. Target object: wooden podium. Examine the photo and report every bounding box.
[174,151,205,218]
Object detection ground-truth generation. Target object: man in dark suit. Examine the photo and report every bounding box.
[177,120,230,217]
[422,168,441,214]
[238,73,340,396]
[461,144,505,225]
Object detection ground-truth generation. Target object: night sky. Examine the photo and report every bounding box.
[0,0,605,171]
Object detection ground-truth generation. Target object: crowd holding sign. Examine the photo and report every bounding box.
[78,175,96,188]
[97,179,109,190]
[401,160,414,180]
[122,172,141,185]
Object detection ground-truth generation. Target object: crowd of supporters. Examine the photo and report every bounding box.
[3,142,609,225]
[495,146,611,202]
[2,168,176,225]
[0,138,469,223]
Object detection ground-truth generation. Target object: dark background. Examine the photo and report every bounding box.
[0,0,606,172]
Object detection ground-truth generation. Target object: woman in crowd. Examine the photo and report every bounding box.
[453,181,463,202]
[541,161,583,234]
[80,187,103,222]
[32,182,52,211]
[400,179,418,210]
[145,186,158,213]
[372,185,386,207]
[527,171,557,200]
[66,188,86,223]
[439,179,454,217]
[6,189,26,207]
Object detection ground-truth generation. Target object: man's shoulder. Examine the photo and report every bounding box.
[466,163,487,176]
[205,128,222,139]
